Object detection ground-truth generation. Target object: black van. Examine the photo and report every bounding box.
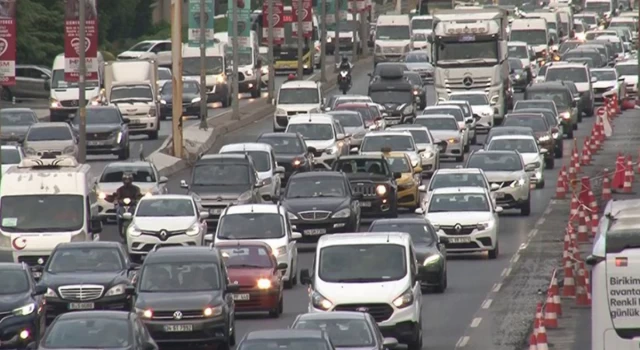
[524,81,577,137]
[369,72,415,125]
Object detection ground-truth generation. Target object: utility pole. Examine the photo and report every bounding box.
[77,0,87,163]
[267,0,275,101]
[198,0,208,130]
[296,0,304,78]
[171,0,184,158]
[334,0,340,71]
[360,8,367,57]
[320,0,327,82]
[352,9,358,62]
[232,0,240,119]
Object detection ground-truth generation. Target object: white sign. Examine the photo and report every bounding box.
[188,28,215,42]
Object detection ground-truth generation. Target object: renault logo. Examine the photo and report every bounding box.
[454,224,462,232]
[173,311,183,320]
[159,230,168,239]
[463,77,473,87]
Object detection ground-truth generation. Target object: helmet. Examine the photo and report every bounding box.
[287,73,296,80]
[122,172,133,184]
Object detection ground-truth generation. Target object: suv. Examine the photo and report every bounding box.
[299,232,423,350]
[273,81,323,131]
[285,114,349,170]
[127,246,239,348]
[213,204,301,289]
[256,132,315,186]
[523,82,578,136]
[180,154,263,228]
[544,62,595,117]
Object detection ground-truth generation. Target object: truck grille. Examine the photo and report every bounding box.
[60,100,79,107]
[152,309,205,320]
[287,111,309,116]
[299,211,331,220]
[351,182,378,197]
[18,255,48,266]
[440,224,476,236]
[58,285,104,301]
[87,132,113,141]
[445,77,491,90]
[593,87,610,94]
[334,303,394,322]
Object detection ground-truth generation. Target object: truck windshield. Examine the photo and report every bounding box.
[51,70,99,89]
[435,40,498,62]
[376,25,410,40]
[0,195,85,232]
[110,85,153,102]
[584,1,611,14]
[183,56,223,75]
[510,30,547,45]
[412,19,433,30]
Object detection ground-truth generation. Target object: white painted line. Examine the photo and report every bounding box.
[513,254,520,263]
[545,206,553,214]
[501,268,508,277]
[482,299,493,309]
[519,242,528,250]
[470,317,482,328]
[506,267,512,276]
[529,229,538,238]
[492,283,502,292]
[456,336,470,348]
[537,217,545,226]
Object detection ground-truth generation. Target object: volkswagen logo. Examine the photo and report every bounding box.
[173,311,183,320]
[463,77,473,87]
[454,224,462,232]
[356,307,369,312]
[159,230,168,239]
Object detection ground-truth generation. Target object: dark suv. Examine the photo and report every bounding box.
[180,154,263,229]
[256,132,315,186]
[127,246,239,349]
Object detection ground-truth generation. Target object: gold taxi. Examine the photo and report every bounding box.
[384,151,422,210]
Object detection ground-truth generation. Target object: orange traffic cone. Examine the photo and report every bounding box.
[581,141,591,166]
[627,155,635,183]
[544,293,558,328]
[562,260,576,297]
[602,168,612,201]
[576,261,591,306]
[536,304,549,350]
[613,154,625,189]
[555,171,566,199]
[529,333,538,350]
[569,195,579,223]
[550,274,562,316]
[577,206,589,243]
[624,158,634,193]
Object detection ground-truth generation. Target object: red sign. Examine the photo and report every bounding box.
[293,0,313,38]
[64,0,99,82]
[283,14,293,22]
[262,0,285,45]
[12,237,26,250]
[348,0,366,13]
[0,0,17,86]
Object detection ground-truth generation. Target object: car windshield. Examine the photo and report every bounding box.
[75,109,121,125]
[559,41,582,54]
[129,42,154,51]
[509,59,524,70]
[436,40,498,62]
[405,52,429,62]
[423,108,463,121]
[0,110,36,126]
[0,270,29,294]
[51,69,99,89]
[139,262,220,292]
[616,64,637,76]
[1,148,21,164]
[286,177,346,198]
[405,74,422,85]
[110,85,153,102]
[369,91,413,104]
[361,135,414,152]
[0,195,84,232]
[223,150,270,172]
[508,45,528,58]
[293,318,374,347]
[287,124,334,141]
[192,163,250,186]
[413,33,427,41]
[595,40,622,53]
[450,94,488,106]
[43,318,132,349]
[183,56,223,75]
[278,88,319,104]
[430,173,487,190]
[504,116,547,132]
[336,107,372,123]
[369,222,435,244]
[219,246,274,268]
[258,136,304,154]
[467,153,523,171]
[415,117,457,130]
[510,30,547,45]
[526,91,569,108]
[403,129,430,143]
[376,25,410,40]
[100,165,156,183]
[135,199,194,217]
[546,68,588,82]
[387,156,411,172]
[26,126,71,141]
[577,15,597,25]
[158,69,172,80]
[240,339,330,350]
[591,70,617,81]
[225,52,254,66]
[161,81,199,95]
[488,138,538,153]
[47,248,123,273]
[584,2,610,14]
[411,18,433,30]
[217,213,284,239]
[319,244,406,282]
[428,193,490,212]
[515,101,555,113]
[330,113,364,128]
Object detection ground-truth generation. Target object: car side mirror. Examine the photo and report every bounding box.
[33,284,47,296]
[427,33,434,43]
[226,284,240,293]
[180,180,189,189]
[414,208,424,215]
[123,118,131,124]
[418,147,426,152]
[204,233,214,243]
[291,231,302,240]
[586,254,603,266]
[300,269,312,284]
[159,176,168,184]
[350,147,359,153]
[465,119,473,124]
[382,113,388,118]
[90,217,103,234]
[495,206,504,213]
[619,77,625,82]
[277,262,288,270]
[591,76,598,83]
[383,337,399,349]
[490,183,500,191]
[199,211,210,219]
[122,212,133,220]
[307,146,316,153]
[418,185,426,192]
[393,172,402,179]
[263,194,272,202]
[125,285,136,296]
[336,133,345,140]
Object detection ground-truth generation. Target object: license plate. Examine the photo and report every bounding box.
[211,209,222,215]
[449,237,471,243]
[304,228,326,235]
[128,119,141,124]
[163,324,193,332]
[69,303,94,310]
[495,192,505,198]
[232,293,250,301]
[87,141,103,146]
[360,201,372,207]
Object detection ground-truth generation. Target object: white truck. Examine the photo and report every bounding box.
[104,59,160,139]
[430,8,509,124]
[182,43,233,107]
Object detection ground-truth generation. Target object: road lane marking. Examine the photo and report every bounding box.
[506,267,512,276]
[537,217,545,225]
[456,336,470,347]
[511,254,520,263]
[470,317,482,328]
[529,229,538,238]
[492,283,502,292]
[501,268,508,277]
[482,299,492,309]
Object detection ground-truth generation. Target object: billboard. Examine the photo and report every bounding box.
[0,0,16,86]
[64,0,99,82]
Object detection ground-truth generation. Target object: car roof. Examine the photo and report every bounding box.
[105,161,154,168]
[144,246,221,264]
[288,114,333,124]
[1,145,21,150]
[318,232,412,246]
[246,329,325,340]
[424,105,461,110]
[335,103,370,107]
[390,125,429,131]
[591,68,616,72]
[139,194,194,202]
[259,132,298,139]
[372,218,430,226]
[290,171,344,179]
[86,105,119,111]
[526,82,570,89]
[507,41,528,46]
[472,149,519,155]
[489,134,537,141]
[416,114,457,120]
[337,154,386,160]
[29,122,69,129]
[57,311,134,320]
[547,63,588,69]
[55,241,122,250]
[220,142,273,153]
[615,61,637,66]
[327,110,361,117]
[435,168,483,174]
[0,262,26,270]
[431,186,487,194]
[200,153,250,161]
[296,311,368,321]
[364,130,413,137]
[281,81,319,89]
[215,240,273,250]
[224,204,283,215]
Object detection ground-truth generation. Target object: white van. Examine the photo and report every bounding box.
[374,15,412,66]
[273,80,323,131]
[213,31,262,98]
[299,232,423,350]
[0,156,102,273]
[510,18,549,57]
[49,52,105,122]
[528,11,561,36]
[182,43,232,107]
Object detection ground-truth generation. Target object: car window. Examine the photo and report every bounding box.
[100,165,156,183]
[135,198,195,217]
[26,126,72,141]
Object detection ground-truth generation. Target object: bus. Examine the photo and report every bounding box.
[272,6,319,74]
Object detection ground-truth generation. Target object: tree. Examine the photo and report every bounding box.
[16,0,65,66]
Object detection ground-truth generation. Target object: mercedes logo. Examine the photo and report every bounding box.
[173,311,183,320]
[37,258,44,265]
[356,307,369,312]
[159,230,168,239]
[463,77,473,87]
[454,224,462,232]
[216,196,223,202]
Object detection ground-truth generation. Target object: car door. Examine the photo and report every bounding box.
[151,42,172,66]
[284,213,297,271]
[22,67,48,98]
[409,244,422,313]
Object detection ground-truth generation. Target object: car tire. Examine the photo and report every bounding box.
[545,157,554,169]
[536,179,545,189]
[566,127,574,139]
[117,146,130,160]
[251,83,261,98]
[269,298,283,318]
[433,271,447,293]
[406,321,423,350]
[471,133,477,145]
[464,144,470,153]
[284,259,296,289]
[0,87,12,101]
[555,142,563,158]
[520,195,531,216]
[488,241,499,259]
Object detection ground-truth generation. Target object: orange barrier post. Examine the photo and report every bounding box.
[544,292,559,328]
[555,171,566,199]
[536,302,549,350]
[577,206,589,243]
[575,260,591,306]
[602,168,612,201]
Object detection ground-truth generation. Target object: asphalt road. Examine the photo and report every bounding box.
[92,64,589,349]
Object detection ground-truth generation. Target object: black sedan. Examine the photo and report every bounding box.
[37,242,135,323]
[256,132,315,186]
[282,171,362,241]
[159,79,202,119]
[0,108,38,144]
[72,106,130,159]
[369,218,447,293]
[34,311,158,350]
[0,263,47,349]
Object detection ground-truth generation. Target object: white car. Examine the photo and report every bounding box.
[419,168,497,210]
[422,105,472,150]
[465,150,531,215]
[285,114,349,170]
[614,61,638,99]
[387,125,440,174]
[274,81,323,131]
[414,115,464,162]
[219,142,284,202]
[1,145,24,175]
[448,91,496,132]
[485,135,547,188]
[117,40,172,67]
[125,195,208,262]
[590,68,625,105]
[359,130,424,171]
[213,204,301,288]
[416,187,501,259]
[545,62,595,116]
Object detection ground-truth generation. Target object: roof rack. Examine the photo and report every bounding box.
[19,155,79,168]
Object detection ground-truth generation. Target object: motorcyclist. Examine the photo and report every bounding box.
[339,56,352,74]
[114,172,142,236]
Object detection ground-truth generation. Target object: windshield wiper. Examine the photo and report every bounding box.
[333,277,390,283]
[231,264,266,268]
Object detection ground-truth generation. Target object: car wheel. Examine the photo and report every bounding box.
[117,146,130,160]
[536,179,545,189]
[488,241,499,259]
[147,131,159,140]
[566,127,574,139]
[269,298,283,318]
[284,260,295,289]
[545,157,554,169]
[251,83,261,98]
[433,271,447,293]
[555,142,563,158]
[520,195,531,216]
[0,87,12,101]
[406,321,423,350]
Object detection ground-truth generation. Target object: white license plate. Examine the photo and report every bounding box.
[69,302,94,310]
[212,209,222,215]
[448,237,471,243]
[128,119,141,124]
[495,192,505,198]
[360,201,372,207]
[164,324,193,332]
[233,293,250,301]
[304,228,326,235]
[87,141,103,146]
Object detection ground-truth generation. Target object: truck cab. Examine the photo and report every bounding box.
[182,43,232,107]
[374,15,413,66]
[214,31,262,99]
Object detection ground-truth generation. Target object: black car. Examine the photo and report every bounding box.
[332,155,400,217]
[282,171,362,241]
[71,106,130,159]
[0,263,47,349]
[369,81,415,125]
[159,79,202,119]
[0,108,38,144]
[34,311,158,350]
[514,108,564,158]
[404,71,426,110]
[257,132,315,185]
[369,218,447,293]
[37,242,135,322]
[508,57,528,91]
[560,80,585,118]
[128,246,239,348]
[368,63,409,82]
[237,330,335,350]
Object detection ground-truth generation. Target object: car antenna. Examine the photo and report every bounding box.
[251,205,254,213]
[387,234,390,243]
[138,144,145,161]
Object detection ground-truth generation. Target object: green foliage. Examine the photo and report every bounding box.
[16,0,65,67]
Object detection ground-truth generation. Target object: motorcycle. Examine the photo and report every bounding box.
[106,193,137,242]
[338,70,351,95]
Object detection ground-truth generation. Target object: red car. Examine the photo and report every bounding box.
[217,241,286,318]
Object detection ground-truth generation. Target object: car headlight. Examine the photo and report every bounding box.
[287,212,298,220]
[203,305,223,317]
[186,222,201,236]
[476,221,494,230]
[13,303,36,316]
[261,67,268,75]
[115,131,123,143]
[332,208,351,218]
[421,151,434,159]
[50,98,61,108]
[191,97,201,104]
[273,246,287,257]
[128,224,142,237]
[276,108,287,115]
[160,99,167,104]
[98,191,107,200]
[311,291,333,310]
[245,70,254,77]
[539,135,550,141]
[325,145,339,155]
[392,288,414,308]
[528,162,541,169]
[413,90,419,95]
[105,284,127,296]
[511,178,526,187]
[552,132,559,138]
[490,95,499,105]
[257,278,272,289]
[376,184,387,196]
[24,147,36,156]
[216,75,226,83]
[148,108,157,118]
[237,191,252,203]
[559,112,570,120]
[136,308,153,319]
[44,288,56,298]
[63,146,76,154]
[423,255,441,266]
[448,138,460,144]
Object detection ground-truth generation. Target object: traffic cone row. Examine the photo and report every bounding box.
[581,138,591,166]
[602,168,612,201]
[624,155,634,193]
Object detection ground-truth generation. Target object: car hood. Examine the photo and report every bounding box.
[520,153,542,165]
[132,216,197,231]
[274,153,303,165]
[112,102,152,114]
[1,164,17,174]
[283,197,349,214]
[136,291,221,311]
[344,126,366,135]
[484,170,525,182]
[192,187,252,202]
[417,143,437,153]
[405,63,434,71]
[24,140,74,150]
[320,280,408,304]
[227,268,274,287]
[80,124,121,133]
[162,93,200,103]
[426,211,494,225]
[380,102,410,110]
[573,82,590,92]
[519,58,531,67]
[40,271,127,288]
[327,31,354,39]
[0,292,32,312]
[414,244,440,262]
[470,105,493,116]
[51,87,100,101]
[428,130,460,140]
[96,183,159,195]
[377,39,410,47]
[304,139,335,151]
[345,173,391,182]
[0,126,29,139]
[593,80,616,89]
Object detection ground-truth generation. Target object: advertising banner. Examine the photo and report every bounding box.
[0,0,16,86]
[64,0,99,82]
[188,0,215,47]
[292,0,313,38]
[261,0,284,44]
[227,0,252,51]
[348,0,365,13]
[315,0,335,25]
